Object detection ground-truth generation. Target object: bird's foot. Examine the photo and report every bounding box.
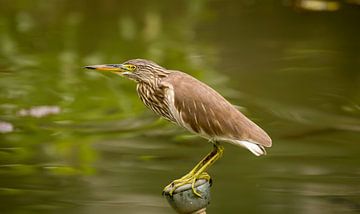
[163,171,211,197]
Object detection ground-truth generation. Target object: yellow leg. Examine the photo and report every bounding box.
[163,143,224,197]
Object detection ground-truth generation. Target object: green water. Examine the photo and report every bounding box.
[0,1,359,213]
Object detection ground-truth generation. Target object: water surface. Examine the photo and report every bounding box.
[0,0,359,213]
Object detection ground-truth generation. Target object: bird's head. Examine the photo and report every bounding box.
[85,59,170,83]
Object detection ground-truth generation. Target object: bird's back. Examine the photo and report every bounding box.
[161,71,272,149]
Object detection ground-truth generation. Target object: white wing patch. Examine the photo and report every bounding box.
[234,140,266,156]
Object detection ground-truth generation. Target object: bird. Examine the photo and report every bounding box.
[85,59,272,197]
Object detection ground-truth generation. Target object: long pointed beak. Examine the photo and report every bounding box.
[84,64,126,73]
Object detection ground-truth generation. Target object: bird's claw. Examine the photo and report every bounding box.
[163,172,211,198]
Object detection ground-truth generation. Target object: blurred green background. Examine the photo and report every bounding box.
[0,0,359,213]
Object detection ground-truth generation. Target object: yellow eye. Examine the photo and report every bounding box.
[127,64,136,71]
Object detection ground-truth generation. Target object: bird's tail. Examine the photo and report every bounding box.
[235,140,267,156]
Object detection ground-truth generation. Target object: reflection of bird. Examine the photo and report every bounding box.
[85,59,272,196]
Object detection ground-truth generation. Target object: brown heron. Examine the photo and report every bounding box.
[85,59,272,197]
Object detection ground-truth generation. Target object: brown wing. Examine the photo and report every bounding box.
[161,71,272,147]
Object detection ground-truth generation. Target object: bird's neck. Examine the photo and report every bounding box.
[137,76,161,88]
[136,78,159,99]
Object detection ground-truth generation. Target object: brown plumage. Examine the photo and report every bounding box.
[162,71,272,149]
